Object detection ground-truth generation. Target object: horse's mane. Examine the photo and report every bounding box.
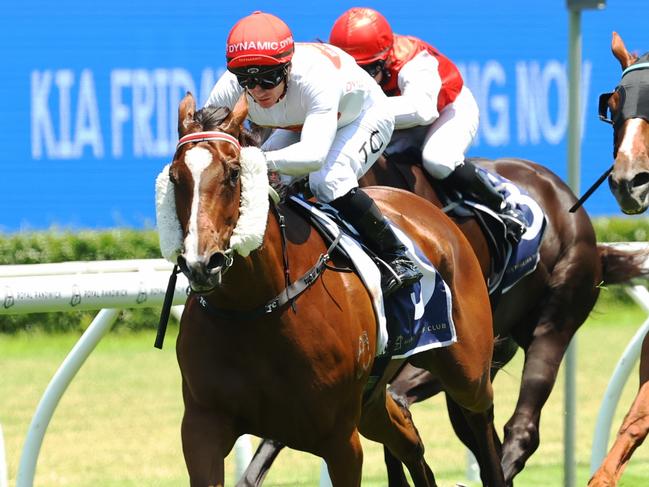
[194,106,262,147]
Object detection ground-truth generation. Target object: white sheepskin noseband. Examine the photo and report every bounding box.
[155,146,270,262]
[155,166,182,262]
[228,146,270,256]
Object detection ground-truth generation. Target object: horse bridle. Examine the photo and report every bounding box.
[176,130,241,151]
[571,59,649,212]
[598,60,649,131]
[173,130,242,275]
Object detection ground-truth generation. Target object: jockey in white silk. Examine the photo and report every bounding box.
[204,10,422,295]
[206,43,388,182]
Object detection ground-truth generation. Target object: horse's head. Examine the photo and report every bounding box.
[603,32,649,214]
[156,92,270,293]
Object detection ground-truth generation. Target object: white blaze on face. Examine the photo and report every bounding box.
[618,119,645,159]
[183,146,213,264]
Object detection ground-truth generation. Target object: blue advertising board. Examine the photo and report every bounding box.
[1,0,647,231]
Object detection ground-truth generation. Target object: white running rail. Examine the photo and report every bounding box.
[0,260,199,487]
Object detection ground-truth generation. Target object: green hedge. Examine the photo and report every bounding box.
[592,217,649,243]
[0,229,160,265]
[1,218,649,334]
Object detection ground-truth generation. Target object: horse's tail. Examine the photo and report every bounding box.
[598,243,649,285]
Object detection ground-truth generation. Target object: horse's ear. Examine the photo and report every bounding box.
[611,32,636,70]
[220,93,248,138]
[178,92,196,137]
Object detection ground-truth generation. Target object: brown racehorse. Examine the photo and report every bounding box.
[589,32,649,487]
[363,154,647,487]
[163,92,506,487]
[239,127,648,487]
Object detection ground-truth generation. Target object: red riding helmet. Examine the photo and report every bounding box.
[329,7,394,65]
[226,11,295,73]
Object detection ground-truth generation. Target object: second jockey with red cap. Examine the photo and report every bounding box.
[205,11,422,295]
[330,7,526,241]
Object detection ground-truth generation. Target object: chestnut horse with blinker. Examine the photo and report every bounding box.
[589,32,649,487]
[163,91,506,487]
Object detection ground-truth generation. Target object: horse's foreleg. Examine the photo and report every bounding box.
[588,381,649,487]
[588,335,649,487]
[181,384,235,487]
[501,329,570,484]
[359,387,436,487]
[320,429,364,487]
[235,439,285,487]
[445,392,480,457]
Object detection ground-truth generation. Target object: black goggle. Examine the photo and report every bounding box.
[235,67,286,90]
[361,60,386,78]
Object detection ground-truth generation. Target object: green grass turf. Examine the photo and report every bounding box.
[1,297,649,485]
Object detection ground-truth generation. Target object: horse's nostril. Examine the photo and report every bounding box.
[207,253,225,271]
[632,172,649,188]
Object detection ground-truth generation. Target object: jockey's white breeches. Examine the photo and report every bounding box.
[386,85,480,179]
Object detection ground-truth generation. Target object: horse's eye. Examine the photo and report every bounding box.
[229,167,240,186]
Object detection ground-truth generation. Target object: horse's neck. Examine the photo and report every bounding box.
[207,204,326,312]
[212,210,285,307]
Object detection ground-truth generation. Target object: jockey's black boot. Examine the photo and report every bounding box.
[445,160,527,242]
[330,188,423,296]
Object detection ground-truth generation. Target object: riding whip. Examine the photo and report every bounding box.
[569,164,614,213]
